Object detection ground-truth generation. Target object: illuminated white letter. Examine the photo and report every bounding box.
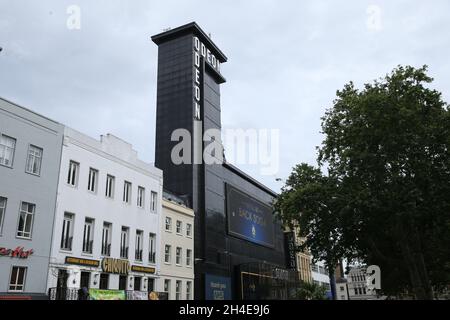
[194,37,200,51]
[195,69,200,85]
[194,52,200,68]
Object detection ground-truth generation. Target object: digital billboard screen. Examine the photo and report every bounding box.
[226,184,275,248]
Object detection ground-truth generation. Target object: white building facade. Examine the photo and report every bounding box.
[311,261,331,288]
[336,280,349,300]
[347,266,378,300]
[0,98,64,299]
[47,128,163,299]
[159,194,194,300]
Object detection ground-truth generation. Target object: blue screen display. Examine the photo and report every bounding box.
[205,274,232,300]
[226,184,275,248]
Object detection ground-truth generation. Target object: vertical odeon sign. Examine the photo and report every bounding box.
[192,36,221,163]
[193,36,220,120]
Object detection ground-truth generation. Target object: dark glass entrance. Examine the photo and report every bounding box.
[119,275,127,290]
[80,271,90,289]
[134,276,141,291]
[56,269,68,300]
[99,273,109,290]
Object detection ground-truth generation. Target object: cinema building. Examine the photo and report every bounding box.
[47,128,163,300]
[0,98,64,299]
[151,23,289,300]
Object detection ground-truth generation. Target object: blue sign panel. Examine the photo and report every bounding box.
[226,184,275,248]
[205,274,232,300]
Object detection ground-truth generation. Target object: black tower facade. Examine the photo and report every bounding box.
[152,22,287,300]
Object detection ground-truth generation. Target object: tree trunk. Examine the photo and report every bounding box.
[397,220,433,299]
[329,271,337,300]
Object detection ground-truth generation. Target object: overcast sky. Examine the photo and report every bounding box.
[1,0,449,192]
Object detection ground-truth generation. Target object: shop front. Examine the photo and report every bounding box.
[0,245,43,300]
[237,262,299,300]
[48,256,159,300]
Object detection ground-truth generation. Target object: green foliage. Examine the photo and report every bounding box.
[277,65,450,299]
[295,281,328,300]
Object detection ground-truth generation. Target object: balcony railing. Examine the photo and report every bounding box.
[48,288,79,300]
[101,243,111,256]
[135,249,143,261]
[148,251,156,264]
[82,240,93,254]
[120,246,129,259]
[60,237,73,251]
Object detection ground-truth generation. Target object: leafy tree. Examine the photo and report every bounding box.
[275,163,350,299]
[278,65,450,299]
[295,280,328,300]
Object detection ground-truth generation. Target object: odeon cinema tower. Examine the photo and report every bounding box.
[151,22,288,300]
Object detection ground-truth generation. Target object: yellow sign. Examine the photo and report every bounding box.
[101,258,130,275]
[131,265,156,274]
[65,256,100,267]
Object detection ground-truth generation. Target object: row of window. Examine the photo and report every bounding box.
[164,217,192,237]
[61,213,157,263]
[164,279,193,300]
[351,274,366,282]
[0,197,36,239]
[353,287,367,295]
[0,134,43,175]
[311,264,328,275]
[66,161,158,212]
[313,280,331,290]
[164,245,192,267]
[95,273,155,292]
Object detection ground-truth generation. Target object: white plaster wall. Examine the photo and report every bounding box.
[47,129,163,292]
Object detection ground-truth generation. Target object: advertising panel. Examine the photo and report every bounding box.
[205,274,232,300]
[226,184,275,247]
[89,289,126,300]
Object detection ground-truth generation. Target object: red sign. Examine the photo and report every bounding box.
[0,247,34,259]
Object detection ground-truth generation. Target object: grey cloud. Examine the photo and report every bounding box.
[1,0,449,192]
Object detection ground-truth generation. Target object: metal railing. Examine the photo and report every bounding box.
[101,243,111,256]
[60,237,73,251]
[148,251,156,264]
[120,246,128,259]
[48,288,79,300]
[135,249,143,261]
[82,240,93,254]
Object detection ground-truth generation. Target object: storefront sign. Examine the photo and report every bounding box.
[0,247,33,259]
[89,289,125,300]
[226,184,275,248]
[272,268,289,281]
[193,36,203,120]
[205,274,231,300]
[101,258,130,275]
[65,256,100,267]
[284,232,297,270]
[131,265,156,274]
[193,36,221,74]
